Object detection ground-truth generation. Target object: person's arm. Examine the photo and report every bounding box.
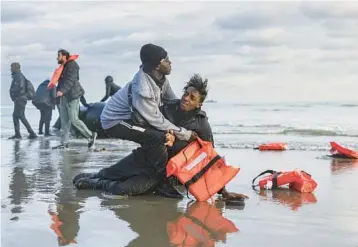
[100,82,111,102]
[195,117,214,145]
[133,93,193,141]
[50,87,57,108]
[80,95,90,107]
[58,63,77,95]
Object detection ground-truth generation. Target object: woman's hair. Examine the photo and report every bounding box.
[183,74,209,103]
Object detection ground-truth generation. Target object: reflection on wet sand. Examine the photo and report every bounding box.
[8,140,36,220]
[330,158,358,174]
[258,189,318,211]
[98,197,239,247]
[46,149,92,246]
[167,202,239,247]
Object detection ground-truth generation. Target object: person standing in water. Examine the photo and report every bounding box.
[51,49,97,149]
[8,62,37,139]
[100,75,121,102]
[32,79,56,136]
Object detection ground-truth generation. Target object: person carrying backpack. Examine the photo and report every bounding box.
[8,62,37,139]
[32,79,56,136]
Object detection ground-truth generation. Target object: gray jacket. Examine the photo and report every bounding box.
[100,69,192,141]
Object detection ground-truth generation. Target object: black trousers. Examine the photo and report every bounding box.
[13,97,35,136]
[73,120,168,195]
[105,119,168,174]
[39,106,52,134]
[88,138,189,196]
[99,153,160,195]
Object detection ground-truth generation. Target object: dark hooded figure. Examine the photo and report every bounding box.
[32,79,56,136]
[9,62,37,139]
[100,75,121,102]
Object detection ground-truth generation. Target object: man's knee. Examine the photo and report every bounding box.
[107,177,157,196]
[143,131,166,147]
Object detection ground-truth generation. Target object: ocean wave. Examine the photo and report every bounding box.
[340,104,358,107]
[213,141,358,151]
[212,127,358,137]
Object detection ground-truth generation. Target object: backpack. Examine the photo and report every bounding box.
[25,77,35,100]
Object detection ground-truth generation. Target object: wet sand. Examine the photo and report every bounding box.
[1,137,358,247]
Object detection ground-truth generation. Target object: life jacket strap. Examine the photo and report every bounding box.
[184,155,221,189]
[184,213,219,240]
[251,170,276,188]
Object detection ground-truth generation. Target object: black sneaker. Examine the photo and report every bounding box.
[28,134,38,139]
[88,132,97,148]
[154,182,184,199]
[8,135,22,140]
[52,143,69,149]
[75,177,106,190]
[72,172,98,185]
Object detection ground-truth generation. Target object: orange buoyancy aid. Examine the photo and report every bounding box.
[48,55,79,89]
[166,137,240,202]
[255,142,287,151]
[330,141,358,159]
[252,169,318,193]
[167,202,238,247]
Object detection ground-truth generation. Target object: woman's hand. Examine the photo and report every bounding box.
[165,130,175,147]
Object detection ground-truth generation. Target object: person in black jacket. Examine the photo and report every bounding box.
[52,49,97,149]
[8,62,37,139]
[100,75,121,102]
[32,79,56,136]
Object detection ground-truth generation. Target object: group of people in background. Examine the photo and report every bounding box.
[8,52,121,149]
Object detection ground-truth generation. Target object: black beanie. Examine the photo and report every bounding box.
[140,44,168,67]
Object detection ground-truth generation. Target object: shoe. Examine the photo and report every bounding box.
[72,172,98,185]
[88,132,97,148]
[154,182,183,199]
[38,131,43,135]
[8,135,22,140]
[75,177,107,190]
[52,143,69,149]
[44,133,54,137]
[28,134,38,139]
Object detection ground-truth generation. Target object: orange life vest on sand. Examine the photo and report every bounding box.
[48,55,79,89]
[329,141,358,159]
[167,202,238,247]
[255,142,287,151]
[258,189,318,211]
[252,169,318,193]
[166,138,240,202]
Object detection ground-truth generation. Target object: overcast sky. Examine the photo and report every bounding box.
[2,0,358,105]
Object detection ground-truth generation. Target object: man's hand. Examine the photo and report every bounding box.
[222,191,249,200]
[56,91,63,97]
[165,130,175,147]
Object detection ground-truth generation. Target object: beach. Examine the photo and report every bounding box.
[1,102,358,247]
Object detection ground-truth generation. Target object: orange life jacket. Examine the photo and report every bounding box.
[330,141,358,159]
[48,55,79,89]
[166,137,240,202]
[255,142,287,151]
[167,202,238,247]
[259,189,318,211]
[252,169,318,193]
